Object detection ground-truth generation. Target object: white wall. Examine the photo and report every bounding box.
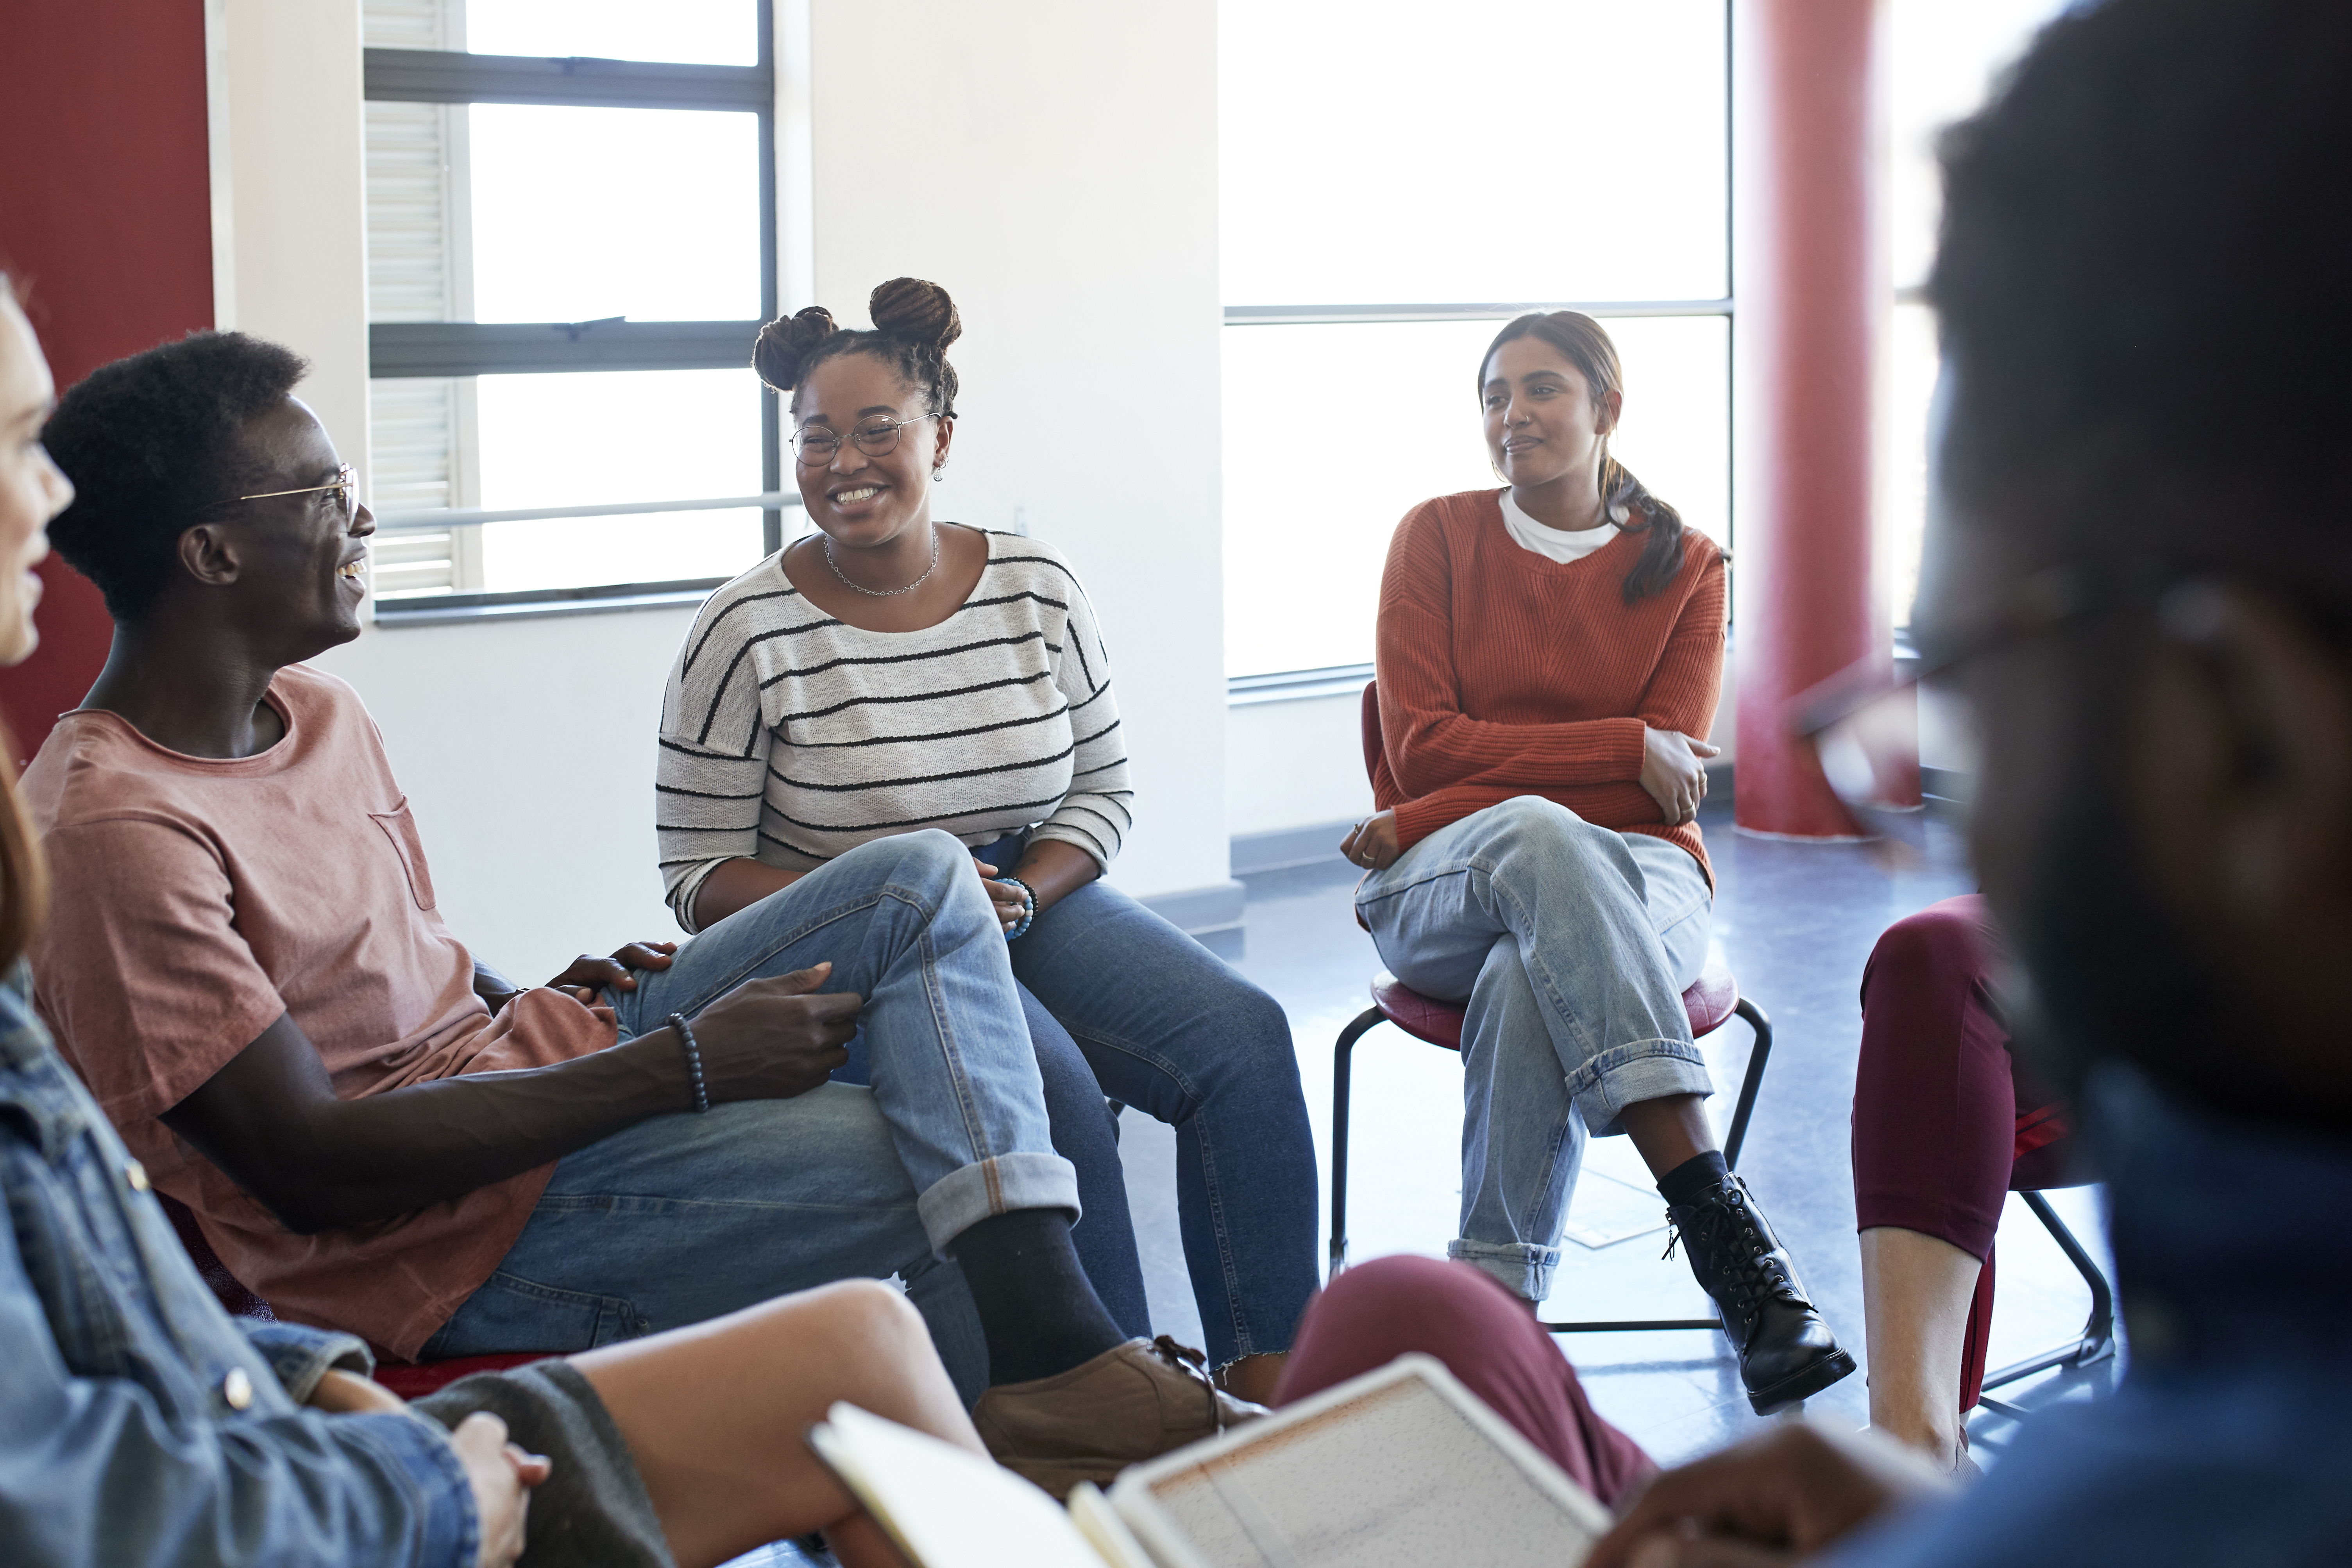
[805,0,1229,902]
[212,0,1231,979]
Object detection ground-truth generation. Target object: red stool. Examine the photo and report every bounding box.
[158,1193,554,1396]
[1332,681,1774,1336]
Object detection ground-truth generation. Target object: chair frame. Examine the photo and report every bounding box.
[1327,992,1774,1334]
[1972,1191,2116,1418]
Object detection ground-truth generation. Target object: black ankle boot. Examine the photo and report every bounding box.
[1665,1173,1856,1413]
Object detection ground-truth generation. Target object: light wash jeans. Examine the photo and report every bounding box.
[422,831,1077,1401]
[836,831,1318,1368]
[1353,796,1713,1302]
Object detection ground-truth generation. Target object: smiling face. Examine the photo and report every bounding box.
[1481,336,1618,493]
[206,397,375,656]
[0,295,73,666]
[791,352,951,550]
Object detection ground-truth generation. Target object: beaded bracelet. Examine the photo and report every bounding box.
[667,1011,711,1113]
[999,875,1037,941]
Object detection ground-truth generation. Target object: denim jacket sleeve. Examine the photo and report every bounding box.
[0,1182,481,1568]
[238,1318,376,1404]
[0,966,481,1568]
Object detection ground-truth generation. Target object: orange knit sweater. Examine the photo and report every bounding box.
[1372,488,1728,886]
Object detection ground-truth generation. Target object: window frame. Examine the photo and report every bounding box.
[360,4,788,626]
[1218,1,1736,694]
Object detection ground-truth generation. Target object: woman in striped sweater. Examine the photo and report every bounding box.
[1340,311,1853,1414]
[655,280,1315,1404]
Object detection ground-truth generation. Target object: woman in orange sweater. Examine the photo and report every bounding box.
[1341,311,1853,1413]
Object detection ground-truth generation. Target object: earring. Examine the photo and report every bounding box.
[932,462,948,481]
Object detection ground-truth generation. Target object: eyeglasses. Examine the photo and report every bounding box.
[1791,559,2167,857]
[791,413,937,467]
[234,463,359,524]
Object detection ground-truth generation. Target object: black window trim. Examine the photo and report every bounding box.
[360,2,787,626]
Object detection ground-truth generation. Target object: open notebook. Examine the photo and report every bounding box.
[806,1353,1613,1568]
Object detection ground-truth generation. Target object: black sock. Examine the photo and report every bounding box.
[951,1209,1129,1386]
[1658,1150,1730,1207]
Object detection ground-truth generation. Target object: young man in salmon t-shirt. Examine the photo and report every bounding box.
[20,333,1259,1478]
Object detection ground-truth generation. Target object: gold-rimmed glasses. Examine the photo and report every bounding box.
[234,462,358,522]
[791,413,937,467]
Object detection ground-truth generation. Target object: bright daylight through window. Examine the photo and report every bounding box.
[360,0,778,612]
[1220,1,1728,681]
[1882,0,2078,631]
[1222,1,2081,679]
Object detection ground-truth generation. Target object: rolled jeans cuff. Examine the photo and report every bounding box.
[914,1150,1083,1255]
[1448,1237,1560,1302]
[1568,1039,1716,1137]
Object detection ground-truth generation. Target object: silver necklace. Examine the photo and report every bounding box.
[823,526,940,598]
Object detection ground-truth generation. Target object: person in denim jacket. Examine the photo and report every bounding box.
[0,279,990,1568]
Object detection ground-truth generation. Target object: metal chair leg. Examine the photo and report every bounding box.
[1722,997,1773,1171]
[1978,1190,2117,1402]
[1544,992,1769,1335]
[1328,1004,1384,1282]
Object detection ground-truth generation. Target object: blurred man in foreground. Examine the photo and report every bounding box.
[1595,0,2352,1561]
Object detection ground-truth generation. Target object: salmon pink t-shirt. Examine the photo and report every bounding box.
[20,664,619,1357]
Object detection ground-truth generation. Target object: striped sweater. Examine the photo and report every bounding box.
[655,529,1132,931]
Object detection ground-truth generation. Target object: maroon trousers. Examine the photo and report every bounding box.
[1273,1254,1657,1507]
[1849,895,2073,1412]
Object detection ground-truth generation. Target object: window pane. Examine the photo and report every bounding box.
[1889,0,2073,289]
[1222,315,1727,676]
[371,368,767,598]
[464,0,758,66]
[469,105,761,323]
[1222,0,1726,306]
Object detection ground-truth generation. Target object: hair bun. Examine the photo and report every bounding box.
[752,305,839,391]
[868,277,960,352]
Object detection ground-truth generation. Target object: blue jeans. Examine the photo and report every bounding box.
[1353,797,1713,1302]
[832,965,1153,1343]
[422,831,1077,1400]
[977,835,1318,1367]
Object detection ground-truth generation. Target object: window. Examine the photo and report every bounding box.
[1883,0,2075,628]
[1220,1,1730,681]
[360,0,780,618]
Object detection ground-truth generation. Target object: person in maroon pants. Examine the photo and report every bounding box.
[1277,1254,1658,1509]
[1849,896,2074,1472]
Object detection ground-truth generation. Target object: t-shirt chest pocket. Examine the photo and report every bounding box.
[367,799,438,910]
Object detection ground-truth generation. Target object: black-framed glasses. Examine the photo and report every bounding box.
[233,462,360,524]
[791,413,937,467]
[1790,559,2168,853]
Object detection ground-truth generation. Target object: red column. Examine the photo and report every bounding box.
[0,0,216,762]
[1732,0,1905,837]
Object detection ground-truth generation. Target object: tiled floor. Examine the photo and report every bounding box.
[1119,797,2121,1468]
[726,799,2122,1563]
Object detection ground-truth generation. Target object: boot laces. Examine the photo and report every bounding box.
[1666,1183,1798,1309]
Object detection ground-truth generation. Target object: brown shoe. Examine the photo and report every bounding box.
[971,1336,1267,1498]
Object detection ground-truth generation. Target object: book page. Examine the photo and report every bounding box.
[807,1402,1114,1568]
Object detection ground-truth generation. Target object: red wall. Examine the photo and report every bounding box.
[0,0,215,759]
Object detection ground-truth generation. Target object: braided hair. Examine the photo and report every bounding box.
[1480,311,1704,605]
[753,276,961,419]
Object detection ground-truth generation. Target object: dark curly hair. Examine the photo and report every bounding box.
[752,277,961,420]
[1931,0,2352,613]
[41,331,309,621]
[1480,311,1713,605]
